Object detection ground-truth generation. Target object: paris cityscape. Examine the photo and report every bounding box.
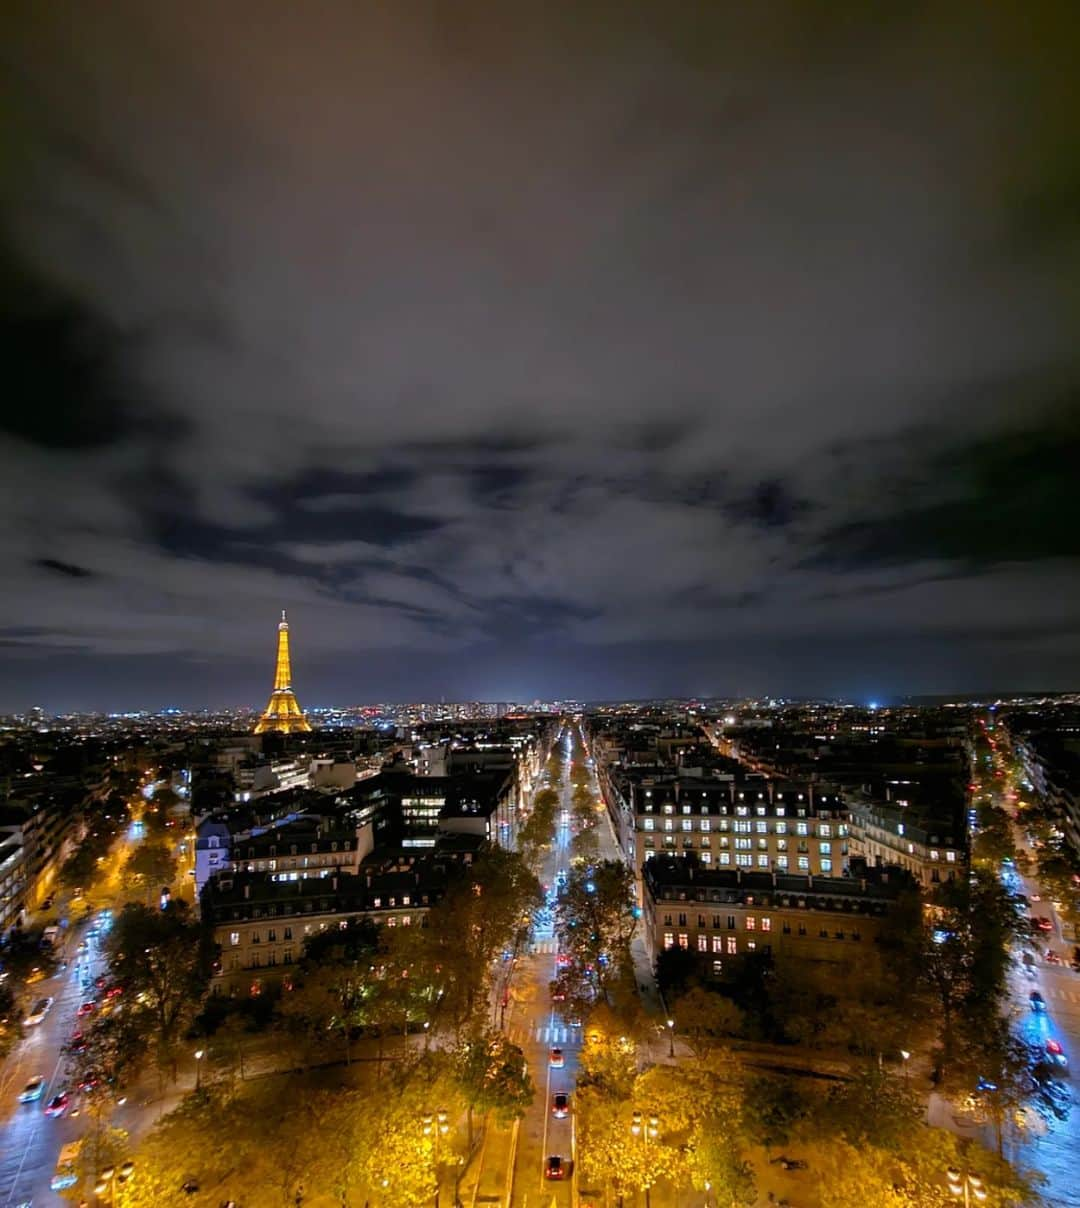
[3,3,1080,1207]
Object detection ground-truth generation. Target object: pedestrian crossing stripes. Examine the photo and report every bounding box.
[534,1024,579,1043]
[1046,985,1080,1005]
[534,938,557,953]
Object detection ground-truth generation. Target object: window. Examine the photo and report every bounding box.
[663,932,674,950]
[820,859,833,873]
[230,931,240,946]
[734,820,751,833]
[719,852,731,866]
[284,949,293,964]
[946,850,957,863]
[755,821,768,833]
[284,927,292,940]
[268,928,276,942]
[736,838,752,851]
[251,931,260,944]
[796,822,809,836]
[762,917,771,932]
[726,935,737,954]
[746,916,756,930]
[700,819,710,832]
[819,824,831,838]
[747,940,756,952]
[664,820,674,832]
[682,804,691,815]
[930,849,940,861]
[819,842,831,855]
[681,819,692,832]
[819,928,829,938]
[736,854,752,867]
[797,857,810,870]
[663,913,673,927]
[698,934,708,952]
[678,933,689,949]
[757,855,769,868]
[712,960,723,976]
[775,821,787,835]
[643,818,654,831]
[697,914,707,928]
[678,913,687,927]
[776,855,789,868]
[798,924,807,936]
[700,852,712,865]
[712,936,723,953]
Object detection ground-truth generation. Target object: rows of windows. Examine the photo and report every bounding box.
[662,921,862,951]
[640,816,845,839]
[643,847,830,872]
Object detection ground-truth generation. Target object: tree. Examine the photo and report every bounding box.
[454,1027,532,1145]
[674,986,745,1058]
[825,1066,923,1151]
[425,847,541,1031]
[104,901,214,1079]
[556,859,637,1005]
[123,840,177,904]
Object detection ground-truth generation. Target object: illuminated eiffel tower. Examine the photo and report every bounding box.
[253,610,313,734]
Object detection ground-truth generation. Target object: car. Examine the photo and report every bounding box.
[1033,916,1054,933]
[19,1076,46,1103]
[45,1091,71,1117]
[555,953,571,968]
[1030,892,1042,903]
[25,966,46,985]
[549,1047,564,1068]
[1045,950,1064,966]
[545,1156,567,1180]
[69,1030,88,1054]
[552,1092,570,1118]
[1030,990,1047,1012]
[76,1001,97,1018]
[105,985,123,999]
[24,996,54,1025]
[95,975,108,990]
[1045,1038,1068,1069]
[551,989,566,1002]
[77,1073,103,1094]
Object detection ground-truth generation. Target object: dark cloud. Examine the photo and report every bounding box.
[1,1,1079,708]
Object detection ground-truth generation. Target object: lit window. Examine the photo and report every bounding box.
[819,824,831,838]
[663,932,674,950]
[719,853,731,866]
[230,932,240,946]
[746,917,756,930]
[736,854,752,867]
[700,819,711,832]
[755,821,768,834]
[678,933,688,949]
[796,822,809,836]
[698,934,708,952]
[664,820,674,832]
[757,854,769,867]
[762,917,771,932]
[819,842,831,855]
[681,819,692,832]
[797,857,809,870]
[712,960,723,976]
[726,935,737,954]
[700,852,712,865]
[643,818,654,831]
[747,940,756,952]
[946,850,957,863]
[712,936,723,953]
[821,859,833,873]
[930,850,940,861]
[776,855,789,868]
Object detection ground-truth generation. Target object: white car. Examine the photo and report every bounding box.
[24,996,54,1026]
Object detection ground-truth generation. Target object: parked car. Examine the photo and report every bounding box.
[1034,916,1054,932]
[1045,950,1064,966]
[44,1092,71,1117]
[1045,1038,1069,1070]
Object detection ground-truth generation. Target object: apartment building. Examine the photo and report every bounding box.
[642,853,913,982]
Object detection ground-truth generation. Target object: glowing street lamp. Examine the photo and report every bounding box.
[947,1168,987,1207]
[194,1048,205,1091]
[422,1108,450,1206]
[666,1017,675,1059]
[630,1110,660,1208]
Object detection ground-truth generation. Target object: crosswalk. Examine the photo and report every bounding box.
[533,938,558,954]
[1045,984,1080,1007]
[534,1024,578,1043]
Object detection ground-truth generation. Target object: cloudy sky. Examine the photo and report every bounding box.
[1,2,1078,710]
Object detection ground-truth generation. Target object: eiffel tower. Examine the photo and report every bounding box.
[253,610,313,734]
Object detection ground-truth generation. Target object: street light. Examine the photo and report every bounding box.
[947,1168,987,1207]
[630,1110,659,1208]
[422,1108,450,1207]
[194,1048,205,1091]
[900,1049,911,1084]
[666,1018,675,1059]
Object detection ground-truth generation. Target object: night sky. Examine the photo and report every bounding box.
[2,3,1079,711]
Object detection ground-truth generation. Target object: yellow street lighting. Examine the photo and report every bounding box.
[947,1167,987,1206]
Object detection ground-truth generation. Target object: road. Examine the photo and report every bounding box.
[0,819,155,1208]
[465,722,630,1208]
[980,718,1080,1208]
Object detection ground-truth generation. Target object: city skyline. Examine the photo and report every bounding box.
[3,4,1080,708]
